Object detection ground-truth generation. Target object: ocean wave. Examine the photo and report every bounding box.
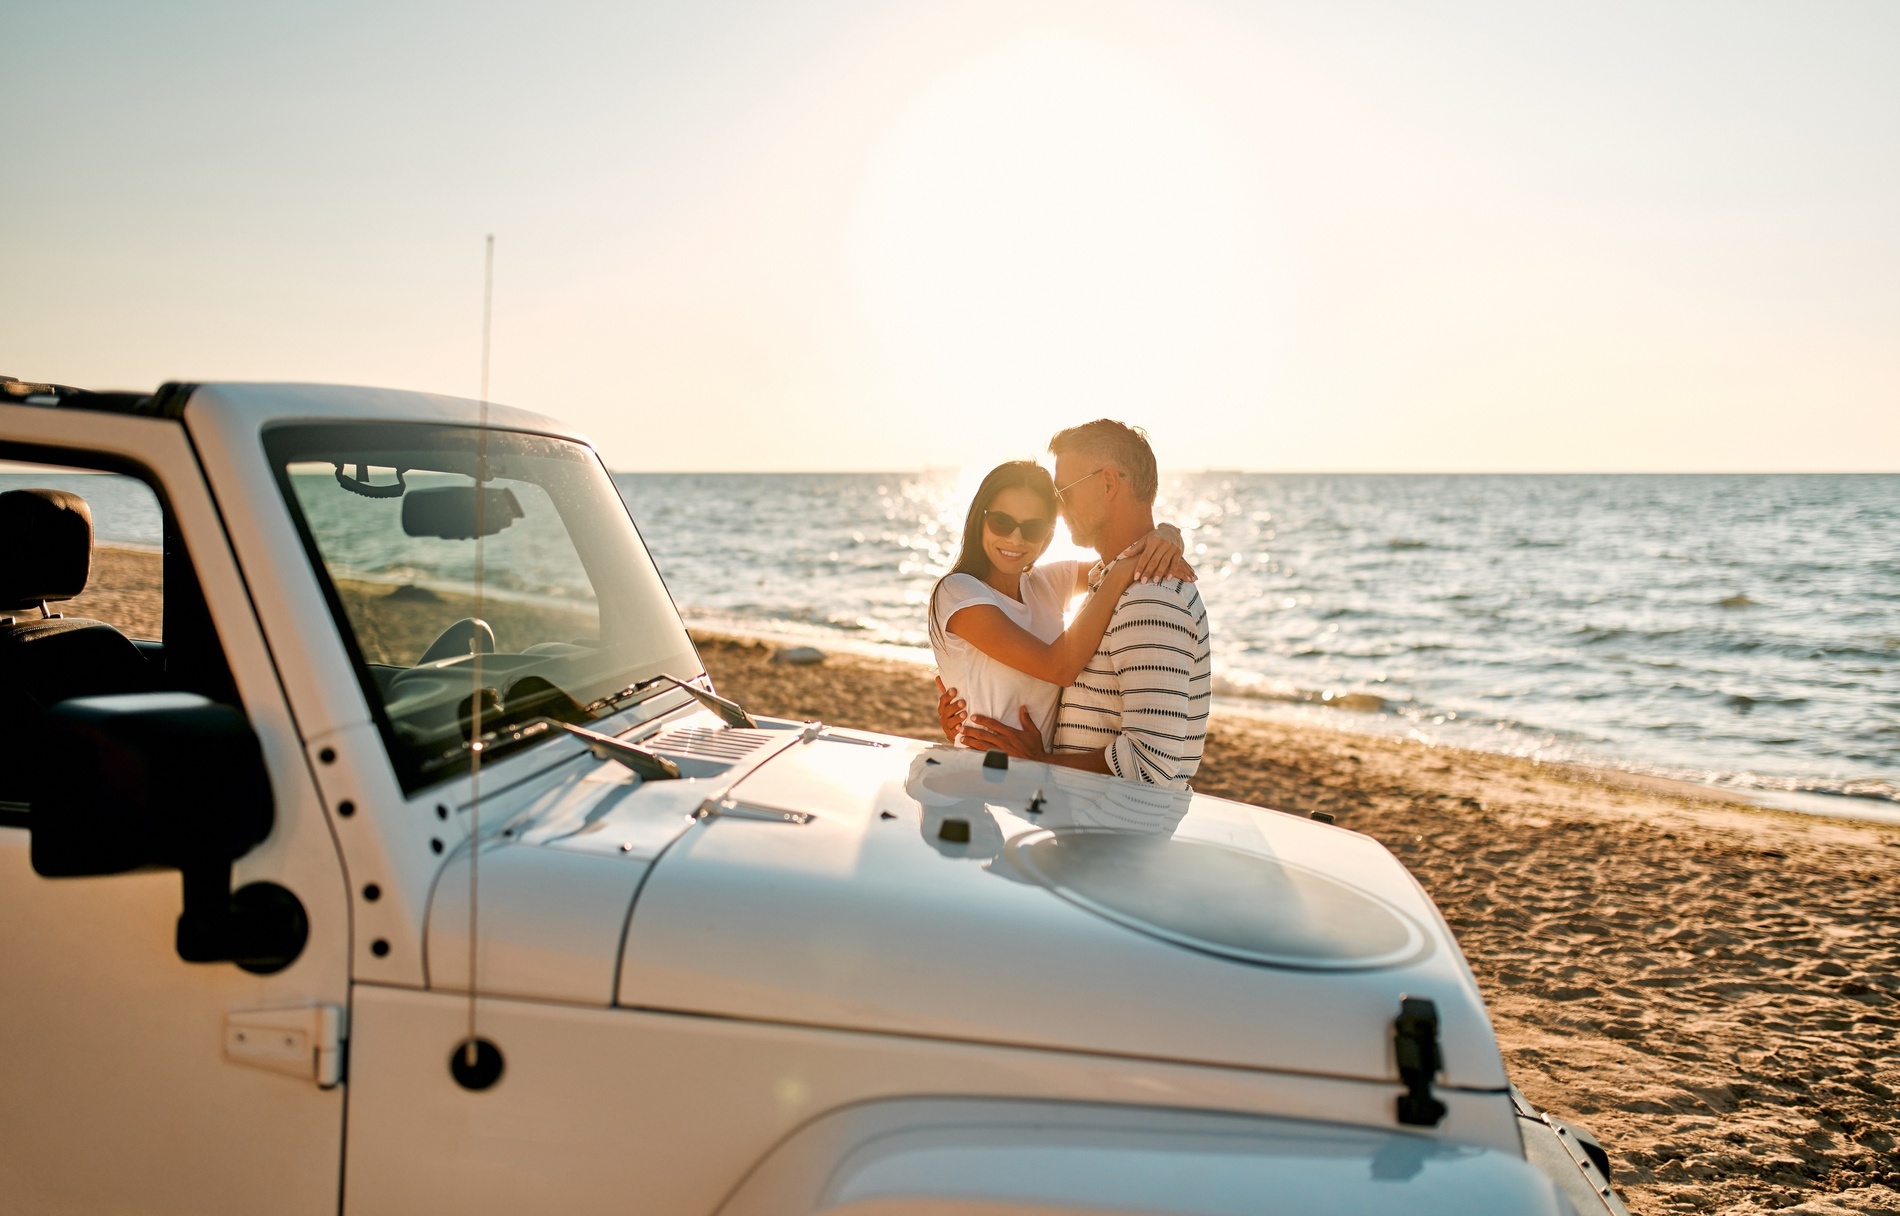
[1713,772,1900,806]
[1572,625,1691,645]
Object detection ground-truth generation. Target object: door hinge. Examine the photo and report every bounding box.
[225,1004,346,1088]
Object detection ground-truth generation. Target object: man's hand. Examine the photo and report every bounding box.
[935,677,967,744]
[957,706,1048,761]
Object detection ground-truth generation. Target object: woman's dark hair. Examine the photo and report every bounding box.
[928,461,1057,647]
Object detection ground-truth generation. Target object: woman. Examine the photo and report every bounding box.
[928,461,1193,746]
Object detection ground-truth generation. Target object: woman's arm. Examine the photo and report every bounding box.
[950,558,1140,687]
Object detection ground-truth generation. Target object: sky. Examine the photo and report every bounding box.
[3,0,1896,472]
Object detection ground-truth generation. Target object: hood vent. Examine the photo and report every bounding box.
[648,726,775,764]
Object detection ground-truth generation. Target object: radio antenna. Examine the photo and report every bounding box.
[457,233,497,1084]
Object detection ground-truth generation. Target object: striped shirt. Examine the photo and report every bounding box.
[1051,572,1211,789]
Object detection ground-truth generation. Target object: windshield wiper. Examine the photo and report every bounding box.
[559,723,680,781]
[412,673,757,779]
[653,673,756,729]
[587,673,756,729]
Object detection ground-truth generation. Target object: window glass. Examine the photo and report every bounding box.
[267,424,699,791]
[0,463,163,638]
[292,467,600,667]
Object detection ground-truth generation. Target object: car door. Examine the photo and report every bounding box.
[0,403,351,1215]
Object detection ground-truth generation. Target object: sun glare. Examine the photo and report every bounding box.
[850,30,1250,462]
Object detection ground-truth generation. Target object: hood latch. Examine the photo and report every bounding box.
[1395,995,1447,1127]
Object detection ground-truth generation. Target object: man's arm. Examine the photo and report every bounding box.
[957,708,1111,773]
[1097,588,1204,786]
[1046,746,1112,774]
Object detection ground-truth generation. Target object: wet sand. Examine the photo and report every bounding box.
[694,633,1900,1216]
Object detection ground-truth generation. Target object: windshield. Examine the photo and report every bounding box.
[266,423,700,791]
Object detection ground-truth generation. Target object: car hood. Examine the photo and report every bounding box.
[607,730,1508,1092]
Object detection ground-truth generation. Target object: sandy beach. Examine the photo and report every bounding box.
[694,632,1900,1216]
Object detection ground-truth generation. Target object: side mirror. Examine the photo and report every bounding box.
[401,485,523,540]
[31,693,307,973]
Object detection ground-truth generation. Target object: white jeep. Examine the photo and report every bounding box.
[0,379,1626,1215]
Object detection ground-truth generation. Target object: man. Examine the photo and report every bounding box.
[946,420,1211,790]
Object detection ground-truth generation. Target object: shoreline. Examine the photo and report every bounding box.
[692,629,1900,1216]
[73,549,1895,827]
[1207,695,1900,829]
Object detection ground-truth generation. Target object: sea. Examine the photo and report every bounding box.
[617,471,1900,819]
[9,467,1896,820]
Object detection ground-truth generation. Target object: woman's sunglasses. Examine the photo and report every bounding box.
[983,510,1053,544]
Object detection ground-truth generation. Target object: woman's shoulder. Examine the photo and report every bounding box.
[939,571,996,598]
[933,572,1003,619]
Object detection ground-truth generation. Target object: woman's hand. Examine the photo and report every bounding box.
[1115,523,1197,584]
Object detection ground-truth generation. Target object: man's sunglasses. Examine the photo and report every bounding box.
[983,510,1053,544]
[1055,467,1107,501]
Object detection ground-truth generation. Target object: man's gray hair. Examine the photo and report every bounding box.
[1049,419,1158,504]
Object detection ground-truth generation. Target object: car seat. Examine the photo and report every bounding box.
[0,489,155,799]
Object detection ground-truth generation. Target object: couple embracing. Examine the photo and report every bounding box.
[930,420,1211,790]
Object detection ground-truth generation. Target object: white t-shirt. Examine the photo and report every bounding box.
[930,561,1081,742]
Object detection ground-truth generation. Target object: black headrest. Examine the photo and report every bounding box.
[0,489,93,611]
